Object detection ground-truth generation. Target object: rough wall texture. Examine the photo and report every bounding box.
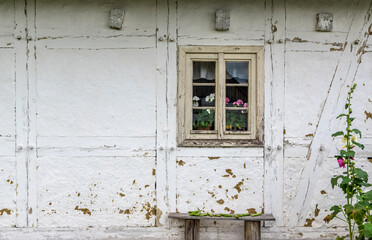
[0,0,371,239]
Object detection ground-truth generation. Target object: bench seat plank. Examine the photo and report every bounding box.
[168,213,275,221]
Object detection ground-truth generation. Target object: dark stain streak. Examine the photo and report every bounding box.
[74,206,91,215]
[365,111,372,121]
[0,209,12,215]
[304,218,315,227]
[315,204,320,217]
[292,37,308,43]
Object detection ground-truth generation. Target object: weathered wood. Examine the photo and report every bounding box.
[263,0,286,227]
[288,0,372,226]
[168,213,275,221]
[185,220,200,240]
[244,221,261,240]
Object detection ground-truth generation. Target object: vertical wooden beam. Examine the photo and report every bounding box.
[167,0,178,214]
[185,220,200,240]
[263,0,286,226]
[156,0,169,227]
[244,221,261,240]
[26,0,37,227]
[14,0,29,228]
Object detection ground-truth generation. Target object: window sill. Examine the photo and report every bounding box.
[178,139,264,148]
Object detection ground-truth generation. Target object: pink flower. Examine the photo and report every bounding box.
[226,98,230,104]
[338,158,345,168]
[233,99,244,107]
[243,103,248,108]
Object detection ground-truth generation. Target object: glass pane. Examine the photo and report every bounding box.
[193,109,215,130]
[193,62,216,84]
[226,62,248,84]
[226,86,248,107]
[226,110,248,132]
[193,86,215,107]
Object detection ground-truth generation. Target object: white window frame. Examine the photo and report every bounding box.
[177,46,264,147]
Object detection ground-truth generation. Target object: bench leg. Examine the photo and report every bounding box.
[244,221,261,240]
[184,219,200,240]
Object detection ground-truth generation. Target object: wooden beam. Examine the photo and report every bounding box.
[185,220,200,240]
[288,0,372,226]
[244,221,261,240]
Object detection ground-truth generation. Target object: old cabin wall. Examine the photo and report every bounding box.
[0,0,371,239]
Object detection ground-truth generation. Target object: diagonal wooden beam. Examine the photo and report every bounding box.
[288,0,372,227]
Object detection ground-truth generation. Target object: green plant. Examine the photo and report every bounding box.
[226,111,247,130]
[193,109,215,129]
[324,84,372,240]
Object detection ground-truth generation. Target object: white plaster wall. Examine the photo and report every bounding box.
[0,0,371,239]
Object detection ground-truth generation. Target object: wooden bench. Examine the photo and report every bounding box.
[168,213,275,240]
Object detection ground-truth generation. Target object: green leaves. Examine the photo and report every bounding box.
[365,189,372,200]
[352,140,365,150]
[332,131,344,137]
[337,114,347,119]
[354,168,368,182]
[352,129,362,138]
[340,150,355,158]
[336,236,347,240]
[331,175,343,189]
[328,205,341,220]
[364,223,372,238]
[327,84,372,240]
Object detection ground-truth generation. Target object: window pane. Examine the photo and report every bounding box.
[226,86,248,107]
[193,109,215,130]
[226,110,248,132]
[226,62,248,84]
[193,62,216,83]
[193,86,215,107]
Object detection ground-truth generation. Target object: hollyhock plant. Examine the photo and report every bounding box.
[338,158,345,168]
[324,84,372,240]
[226,97,230,104]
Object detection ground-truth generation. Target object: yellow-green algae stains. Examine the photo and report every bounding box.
[74,206,91,215]
[0,209,11,215]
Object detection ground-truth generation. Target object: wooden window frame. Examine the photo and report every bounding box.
[177,46,264,147]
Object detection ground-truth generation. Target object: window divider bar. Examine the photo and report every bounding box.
[217,53,225,140]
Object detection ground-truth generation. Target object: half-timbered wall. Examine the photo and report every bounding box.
[0,0,371,239]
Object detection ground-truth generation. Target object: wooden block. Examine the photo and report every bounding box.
[185,219,200,240]
[244,221,261,240]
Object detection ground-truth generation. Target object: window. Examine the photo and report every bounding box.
[177,46,264,147]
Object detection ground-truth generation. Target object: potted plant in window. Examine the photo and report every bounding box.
[226,99,247,131]
[193,109,215,130]
[193,93,215,130]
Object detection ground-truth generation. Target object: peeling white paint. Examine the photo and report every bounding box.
[0,0,371,239]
